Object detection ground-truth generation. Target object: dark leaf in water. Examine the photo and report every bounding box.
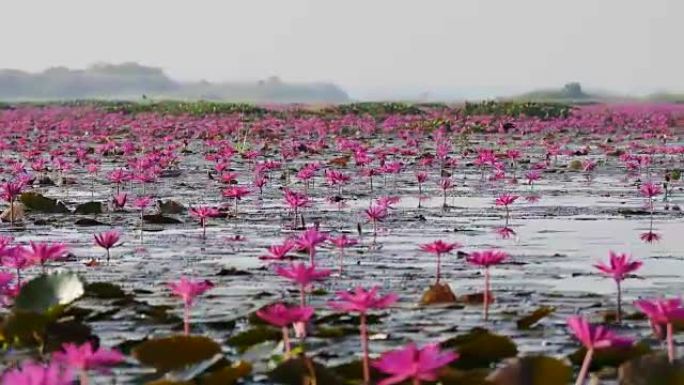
[74,201,103,214]
[144,214,183,224]
[0,310,50,346]
[442,328,518,369]
[331,359,384,383]
[569,342,651,371]
[159,200,186,214]
[487,356,571,385]
[44,319,96,352]
[420,283,457,305]
[20,192,70,213]
[619,353,684,385]
[226,326,281,353]
[516,306,555,330]
[269,356,342,385]
[439,367,492,385]
[133,335,222,373]
[85,282,128,299]
[216,267,251,276]
[15,273,85,313]
[75,218,107,226]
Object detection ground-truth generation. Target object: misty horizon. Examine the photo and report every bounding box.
[2,0,683,101]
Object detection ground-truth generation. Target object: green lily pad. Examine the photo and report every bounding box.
[74,201,103,214]
[133,335,222,373]
[15,273,84,313]
[516,306,555,330]
[0,310,50,346]
[44,319,95,352]
[159,200,186,215]
[619,353,684,385]
[439,367,492,385]
[20,192,70,213]
[487,356,572,385]
[269,356,342,385]
[226,326,281,353]
[442,328,518,369]
[85,282,128,299]
[569,342,651,371]
[144,214,183,224]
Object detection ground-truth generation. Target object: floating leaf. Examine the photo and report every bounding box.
[0,310,50,346]
[159,200,186,214]
[85,282,127,299]
[269,356,342,385]
[15,273,85,313]
[201,361,252,385]
[420,282,457,305]
[226,326,281,353]
[516,306,555,330]
[456,292,491,305]
[438,367,492,385]
[133,335,222,373]
[20,192,69,213]
[74,201,103,214]
[0,202,25,222]
[569,342,651,370]
[75,218,107,226]
[487,356,571,385]
[144,214,183,224]
[44,320,95,352]
[619,353,684,385]
[331,360,384,383]
[442,328,518,369]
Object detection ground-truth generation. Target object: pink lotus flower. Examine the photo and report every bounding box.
[295,227,328,265]
[275,263,331,305]
[495,193,519,206]
[594,251,642,322]
[189,206,220,238]
[1,246,30,284]
[639,182,662,198]
[168,277,214,335]
[328,234,358,274]
[19,242,68,272]
[133,196,152,210]
[640,231,660,243]
[373,343,457,385]
[635,298,684,363]
[94,230,121,264]
[283,189,309,227]
[467,250,507,321]
[112,192,127,210]
[365,204,388,237]
[256,303,314,354]
[259,240,296,262]
[376,196,400,210]
[330,286,398,383]
[1,361,74,385]
[1,181,23,225]
[419,240,461,285]
[53,342,124,373]
[567,316,633,385]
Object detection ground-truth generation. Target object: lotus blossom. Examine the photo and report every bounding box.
[275,263,331,305]
[19,242,68,272]
[295,227,328,265]
[567,316,633,385]
[1,181,23,225]
[329,286,398,384]
[373,343,457,385]
[635,298,684,362]
[94,230,121,264]
[168,277,214,335]
[259,239,296,262]
[419,240,461,285]
[365,204,387,237]
[256,303,314,353]
[594,251,642,322]
[328,234,358,274]
[467,250,507,320]
[53,342,124,373]
[189,206,220,238]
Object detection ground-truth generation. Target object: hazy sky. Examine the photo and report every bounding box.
[3,0,683,98]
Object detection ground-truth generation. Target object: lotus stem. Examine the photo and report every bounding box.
[360,313,370,385]
[484,267,490,321]
[668,322,676,363]
[282,326,291,354]
[575,347,594,385]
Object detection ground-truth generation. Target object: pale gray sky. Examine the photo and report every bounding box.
[3,0,683,98]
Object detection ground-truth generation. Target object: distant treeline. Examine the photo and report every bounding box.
[1,100,575,120]
[0,63,349,103]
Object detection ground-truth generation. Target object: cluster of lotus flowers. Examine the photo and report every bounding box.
[0,103,682,384]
